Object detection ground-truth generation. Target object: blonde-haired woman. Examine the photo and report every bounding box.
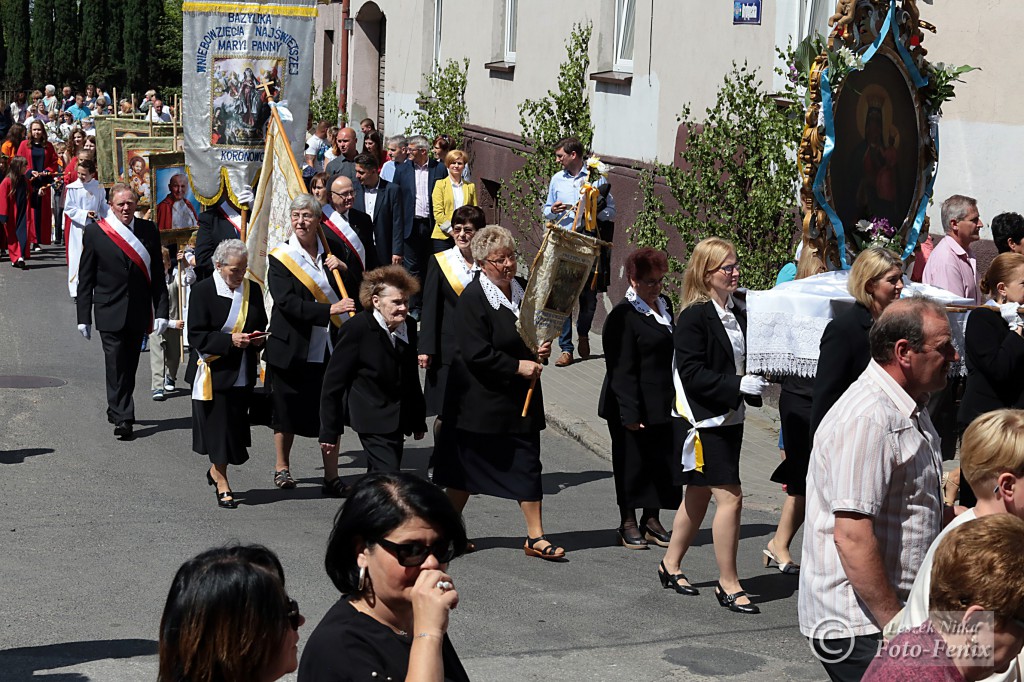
[430,149,476,253]
[658,237,766,613]
[809,246,903,437]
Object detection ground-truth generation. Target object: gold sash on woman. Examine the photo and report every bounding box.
[192,280,250,401]
[433,246,475,296]
[270,244,343,327]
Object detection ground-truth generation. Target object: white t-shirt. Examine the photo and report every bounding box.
[305,135,328,174]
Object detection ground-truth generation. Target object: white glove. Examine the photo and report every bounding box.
[739,374,768,396]
[235,185,254,207]
[153,318,169,336]
[999,302,1022,331]
[77,323,91,340]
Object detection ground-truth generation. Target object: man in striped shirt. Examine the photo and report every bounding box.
[799,297,958,682]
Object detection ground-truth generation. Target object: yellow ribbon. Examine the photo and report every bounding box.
[434,250,468,296]
[270,247,342,327]
[193,281,251,402]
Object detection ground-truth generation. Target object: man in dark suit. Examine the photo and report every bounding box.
[76,184,169,439]
[193,189,251,280]
[323,174,377,308]
[391,135,446,317]
[353,153,404,267]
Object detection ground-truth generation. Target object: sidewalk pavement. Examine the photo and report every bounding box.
[541,331,790,514]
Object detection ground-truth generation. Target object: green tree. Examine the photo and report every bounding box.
[78,0,111,84]
[152,0,184,95]
[499,23,593,250]
[52,0,80,86]
[3,0,31,90]
[309,81,341,126]
[633,62,802,291]
[30,0,55,87]
[402,58,469,147]
[107,0,126,88]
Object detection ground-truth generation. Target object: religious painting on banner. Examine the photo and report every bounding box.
[93,116,173,185]
[517,226,601,353]
[117,137,176,208]
[183,0,317,207]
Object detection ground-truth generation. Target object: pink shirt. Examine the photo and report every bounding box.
[921,235,979,303]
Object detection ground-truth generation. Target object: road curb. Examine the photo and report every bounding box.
[544,403,611,462]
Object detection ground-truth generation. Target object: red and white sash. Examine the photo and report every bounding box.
[96,211,151,283]
[321,205,366,270]
[218,202,243,236]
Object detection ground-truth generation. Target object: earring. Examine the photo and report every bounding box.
[357,565,368,592]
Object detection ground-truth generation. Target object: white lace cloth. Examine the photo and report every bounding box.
[746,271,972,377]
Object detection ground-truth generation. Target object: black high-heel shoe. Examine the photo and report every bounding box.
[206,470,215,486]
[207,469,238,509]
[714,582,759,614]
[658,561,699,596]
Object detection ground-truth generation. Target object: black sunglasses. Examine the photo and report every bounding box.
[376,537,455,567]
[285,598,301,631]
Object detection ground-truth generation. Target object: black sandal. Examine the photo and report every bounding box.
[658,561,699,596]
[322,476,349,498]
[274,469,296,489]
[524,535,567,561]
[216,490,239,509]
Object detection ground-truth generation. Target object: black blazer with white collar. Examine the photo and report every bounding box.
[673,297,760,424]
[319,310,426,443]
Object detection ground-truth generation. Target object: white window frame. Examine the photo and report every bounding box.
[433,0,443,66]
[613,0,635,73]
[504,0,517,63]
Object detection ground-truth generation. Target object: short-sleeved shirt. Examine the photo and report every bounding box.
[922,235,979,303]
[799,360,943,637]
[305,135,328,175]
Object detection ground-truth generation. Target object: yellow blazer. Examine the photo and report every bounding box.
[431,178,477,240]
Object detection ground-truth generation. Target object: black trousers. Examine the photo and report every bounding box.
[403,217,432,312]
[100,327,146,424]
[810,634,881,682]
[358,430,404,473]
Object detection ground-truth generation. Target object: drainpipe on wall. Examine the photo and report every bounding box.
[338,0,351,125]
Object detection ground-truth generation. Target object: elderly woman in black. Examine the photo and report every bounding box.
[319,265,427,476]
[298,472,470,682]
[264,194,355,496]
[159,544,304,682]
[433,225,562,560]
[598,248,680,549]
[188,239,267,508]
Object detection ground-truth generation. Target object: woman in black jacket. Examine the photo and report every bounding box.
[188,240,267,508]
[264,194,355,496]
[809,246,904,438]
[598,248,680,549]
[319,265,427,477]
[658,237,766,614]
[433,226,562,560]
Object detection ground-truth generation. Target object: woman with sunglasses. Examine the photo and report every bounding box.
[658,237,767,614]
[599,247,681,551]
[158,544,305,682]
[299,472,470,682]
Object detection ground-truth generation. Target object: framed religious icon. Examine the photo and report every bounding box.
[94,116,174,185]
[795,0,969,271]
[117,137,175,208]
[149,152,202,232]
[209,57,283,147]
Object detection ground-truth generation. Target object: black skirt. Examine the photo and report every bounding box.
[270,361,326,438]
[673,422,744,487]
[192,387,251,466]
[771,385,812,496]
[434,430,543,501]
[423,362,451,418]
[608,420,682,509]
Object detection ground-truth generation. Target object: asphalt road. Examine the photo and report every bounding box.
[0,248,823,681]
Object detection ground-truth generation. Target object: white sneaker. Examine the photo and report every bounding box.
[164,377,176,391]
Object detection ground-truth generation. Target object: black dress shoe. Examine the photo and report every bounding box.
[216,490,239,509]
[617,525,649,550]
[642,522,672,548]
[714,582,760,614]
[114,421,134,439]
[658,561,699,596]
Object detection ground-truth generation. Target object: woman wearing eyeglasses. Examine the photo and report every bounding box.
[598,248,681,550]
[158,544,305,682]
[658,237,767,614]
[298,472,470,682]
[433,225,563,560]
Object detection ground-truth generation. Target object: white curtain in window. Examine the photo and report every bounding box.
[506,0,518,55]
[616,0,635,63]
[806,0,831,40]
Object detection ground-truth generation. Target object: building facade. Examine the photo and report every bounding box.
[314,0,1021,315]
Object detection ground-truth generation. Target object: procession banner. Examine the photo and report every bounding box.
[517,226,601,352]
[182,0,317,207]
[245,110,305,288]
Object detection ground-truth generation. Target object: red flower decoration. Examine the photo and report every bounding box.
[910,34,921,46]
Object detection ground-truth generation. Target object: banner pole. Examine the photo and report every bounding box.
[178,265,185,358]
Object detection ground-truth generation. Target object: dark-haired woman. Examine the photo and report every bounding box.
[599,248,681,549]
[17,119,58,249]
[298,472,470,682]
[362,129,386,170]
[158,544,305,682]
[0,156,30,268]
